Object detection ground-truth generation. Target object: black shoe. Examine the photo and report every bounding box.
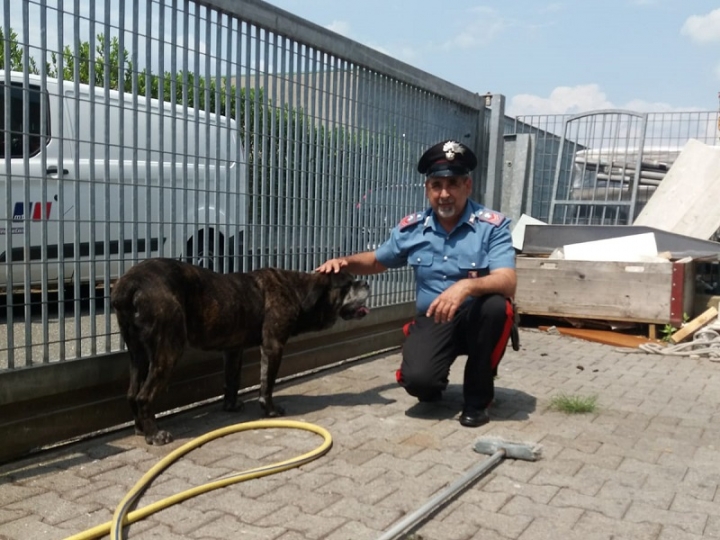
[459,406,489,427]
[418,390,442,403]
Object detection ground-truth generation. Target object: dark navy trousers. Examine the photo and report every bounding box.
[397,294,514,409]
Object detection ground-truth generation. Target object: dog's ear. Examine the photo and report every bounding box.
[300,276,328,311]
[301,272,351,311]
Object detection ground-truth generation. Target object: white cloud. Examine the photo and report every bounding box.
[325,21,408,62]
[366,42,392,56]
[441,7,508,50]
[508,84,613,116]
[507,84,701,117]
[681,8,720,43]
[325,20,352,38]
[541,3,563,13]
[623,98,703,113]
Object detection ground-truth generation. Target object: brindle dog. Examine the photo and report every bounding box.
[111,258,370,445]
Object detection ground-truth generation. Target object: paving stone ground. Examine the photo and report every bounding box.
[2,328,720,540]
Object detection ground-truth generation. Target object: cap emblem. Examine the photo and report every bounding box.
[442,141,464,161]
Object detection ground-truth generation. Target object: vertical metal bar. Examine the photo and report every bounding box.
[223,12,233,274]
[169,0,178,264]
[107,0,126,352]
[256,26,266,268]
[485,93,505,210]
[21,0,32,365]
[627,113,648,224]
[278,35,289,269]
[156,0,166,270]
[473,97,487,204]
[71,0,82,358]
[356,67,371,257]
[317,52,328,259]
[180,0,190,271]
[213,8,224,271]
[2,0,14,369]
[264,29,275,267]
[549,117,569,225]
[321,53,333,258]
[299,44,310,270]
[143,0,152,264]
[123,0,139,354]
[290,40,302,270]
[191,2,201,266]
[233,15,244,273]
[95,0,112,357]
[55,0,66,361]
[39,0,50,362]
[310,48,321,269]
[340,60,353,263]
[330,55,341,259]
[243,21,253,269]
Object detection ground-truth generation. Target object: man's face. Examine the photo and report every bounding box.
[425,175,472,220]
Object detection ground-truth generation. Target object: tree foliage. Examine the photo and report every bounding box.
[0,27,39,74]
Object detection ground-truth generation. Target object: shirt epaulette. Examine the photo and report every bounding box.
[398,212,425,230]
[473,209,505,227]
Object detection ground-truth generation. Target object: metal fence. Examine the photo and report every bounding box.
[508,110,720,224]
[1,0,491,370]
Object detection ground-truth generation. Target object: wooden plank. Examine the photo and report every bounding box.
[634,139,720,240]
[669,306,719,344]
[516,258,679,323]
[539,326,659,348]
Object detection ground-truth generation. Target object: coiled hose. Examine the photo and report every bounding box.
[62,419,333,540]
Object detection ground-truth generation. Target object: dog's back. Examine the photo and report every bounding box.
[111,258,269,352]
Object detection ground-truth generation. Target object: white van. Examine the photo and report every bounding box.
[0,72,248,292]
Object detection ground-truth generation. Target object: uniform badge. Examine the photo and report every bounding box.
[476,210,505,227]
[442,141,464,161]
[399,212,423,230]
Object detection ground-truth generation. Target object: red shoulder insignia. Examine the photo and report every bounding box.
[476,210,505,227]
[399,212,423,230]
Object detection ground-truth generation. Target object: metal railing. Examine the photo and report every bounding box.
[508,109,720,224]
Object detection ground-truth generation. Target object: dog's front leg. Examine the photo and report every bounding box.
[258,343,285,417]
[223,348,244,412]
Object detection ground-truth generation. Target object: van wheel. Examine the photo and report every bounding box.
[187,230,224,272]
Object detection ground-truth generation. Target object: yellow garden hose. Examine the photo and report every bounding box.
[62,419,333,540]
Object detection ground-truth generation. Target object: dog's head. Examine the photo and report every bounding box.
[331,272,371,320]
[304,271,371,321]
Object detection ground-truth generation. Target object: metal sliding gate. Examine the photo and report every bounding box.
[0,0,493,460]
[548,110,648,225]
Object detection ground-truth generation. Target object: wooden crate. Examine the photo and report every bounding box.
[515,257,695,325]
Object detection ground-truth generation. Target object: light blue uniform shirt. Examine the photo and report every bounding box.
[375,199,515,314]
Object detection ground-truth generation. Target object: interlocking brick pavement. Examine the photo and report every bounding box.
[2,328,720,539]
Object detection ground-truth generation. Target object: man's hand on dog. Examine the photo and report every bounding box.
[315,258,348,274]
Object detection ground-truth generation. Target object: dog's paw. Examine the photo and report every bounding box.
[263,405,286,418]
[222,400,245,413]
[146,430,174,446]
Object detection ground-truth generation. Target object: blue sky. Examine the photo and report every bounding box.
[264,0,720,116]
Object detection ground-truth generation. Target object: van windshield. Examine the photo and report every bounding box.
[0,83,45,159]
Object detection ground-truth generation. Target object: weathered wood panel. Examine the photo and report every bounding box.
[516,257,694,324]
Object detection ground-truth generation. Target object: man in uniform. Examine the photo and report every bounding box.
[316,139,517,427]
